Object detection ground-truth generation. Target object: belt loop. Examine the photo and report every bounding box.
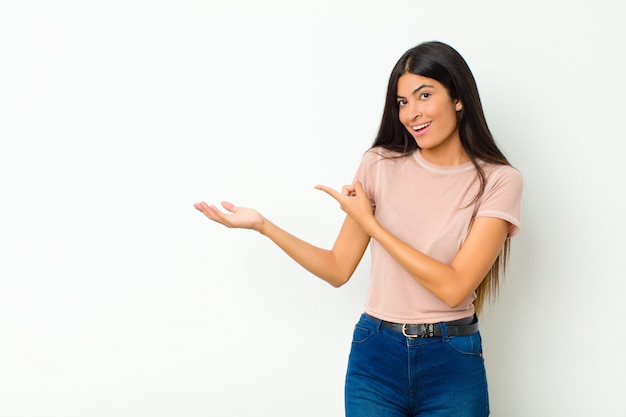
[370,314,383,332]
[440,321,449,342]
[375,318,382,332]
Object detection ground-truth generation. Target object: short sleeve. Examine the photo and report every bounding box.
[352,148,387,213]
[475,165,523,237]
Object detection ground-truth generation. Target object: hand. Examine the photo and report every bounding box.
[315,181,375,233]
[193,201,264,231]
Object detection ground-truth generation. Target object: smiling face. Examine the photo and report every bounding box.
[397,73,466,165]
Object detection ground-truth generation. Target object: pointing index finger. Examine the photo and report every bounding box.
[315,184,340,199]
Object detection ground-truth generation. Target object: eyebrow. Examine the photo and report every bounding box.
[396,83,435,99]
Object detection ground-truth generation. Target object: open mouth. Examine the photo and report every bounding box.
[412,121,432,132]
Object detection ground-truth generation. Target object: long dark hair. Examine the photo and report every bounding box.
[372,41,510,313]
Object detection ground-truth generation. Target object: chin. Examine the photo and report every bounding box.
[415,140,437,150]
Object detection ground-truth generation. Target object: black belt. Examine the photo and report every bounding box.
[365,313,479,339]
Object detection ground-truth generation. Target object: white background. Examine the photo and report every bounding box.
[1,0,625,416]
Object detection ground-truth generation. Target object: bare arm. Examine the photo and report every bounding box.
[193,201,370,287]
[367,216,508,307]
[316,181,509,307]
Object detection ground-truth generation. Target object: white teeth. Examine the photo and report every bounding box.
[413,122,431,131]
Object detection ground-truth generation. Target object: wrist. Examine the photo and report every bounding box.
[360,215,379,236]
[256,216,269,235]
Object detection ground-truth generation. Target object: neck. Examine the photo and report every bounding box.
[420,143,470,166]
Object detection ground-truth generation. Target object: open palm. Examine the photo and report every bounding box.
[193,201,264,231]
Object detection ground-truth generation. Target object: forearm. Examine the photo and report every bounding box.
[258,218,352,287]
[364,216,509,307]
[368,221,463,304]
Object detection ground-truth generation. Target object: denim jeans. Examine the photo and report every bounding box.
[345,313,489,417]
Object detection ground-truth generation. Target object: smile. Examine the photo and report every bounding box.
[412,122,432,131]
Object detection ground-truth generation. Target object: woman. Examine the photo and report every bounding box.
[194,41,522,417]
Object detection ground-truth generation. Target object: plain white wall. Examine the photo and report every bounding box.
[1,0,624,416]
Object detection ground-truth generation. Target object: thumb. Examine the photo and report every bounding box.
[221,201,236,212]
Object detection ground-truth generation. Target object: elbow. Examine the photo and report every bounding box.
[324,263,357,288]
[439,288,469,309]
[443,297,464,309]
[327,272,352,288]
[329,277,349,288]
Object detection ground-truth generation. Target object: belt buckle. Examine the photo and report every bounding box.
[401,323,434,338]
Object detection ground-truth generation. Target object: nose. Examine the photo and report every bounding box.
[407,102,422,119]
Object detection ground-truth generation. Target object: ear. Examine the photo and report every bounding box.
[455,100,463,111]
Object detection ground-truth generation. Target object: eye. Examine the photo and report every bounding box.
[397,99,408,107]
[420,92,431,100]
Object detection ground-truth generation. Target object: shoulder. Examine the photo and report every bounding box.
[355,148,409,195]
[363,146,403,160]
[360,147,411,167]
[483,162,523,190]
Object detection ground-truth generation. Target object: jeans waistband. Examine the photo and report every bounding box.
[364,313,479,339]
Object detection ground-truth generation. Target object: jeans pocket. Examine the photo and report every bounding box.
[447,332,483,357]
[351,324,374,344]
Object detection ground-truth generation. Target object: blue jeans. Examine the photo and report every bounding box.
[345,313,489,417]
